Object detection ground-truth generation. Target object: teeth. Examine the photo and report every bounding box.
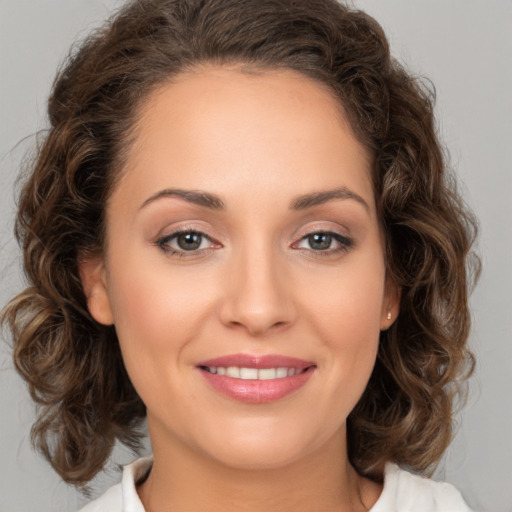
[276,367,288,378]
[226,366,240,378]
[240,368,258,379]
[258,368,276,380]
[205,366,304,380]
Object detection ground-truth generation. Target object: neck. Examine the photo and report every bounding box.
[138,421,380,512]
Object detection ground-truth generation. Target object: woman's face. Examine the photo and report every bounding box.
[83,66,398,470]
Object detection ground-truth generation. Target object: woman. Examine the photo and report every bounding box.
[2,0,479,510]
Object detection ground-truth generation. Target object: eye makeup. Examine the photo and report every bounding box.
[155,227,221,257]
[292,231,354,256]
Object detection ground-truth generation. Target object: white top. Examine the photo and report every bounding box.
[78,457,472,512]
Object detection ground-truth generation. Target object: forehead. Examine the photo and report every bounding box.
[114,65,374,212]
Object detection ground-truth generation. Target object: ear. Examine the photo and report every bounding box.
[380,275,401,331]
[79,255,114,325]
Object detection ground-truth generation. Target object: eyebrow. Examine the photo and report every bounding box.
[140,185,369,212]
[140,188,225,210]
[290,187,370,212]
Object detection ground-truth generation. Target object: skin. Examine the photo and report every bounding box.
[81,66,399,512]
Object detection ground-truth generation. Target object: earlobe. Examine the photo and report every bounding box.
[79,256,114,325]
[380,277,401,330]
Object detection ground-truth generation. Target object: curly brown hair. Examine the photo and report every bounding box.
[2,0,479,487]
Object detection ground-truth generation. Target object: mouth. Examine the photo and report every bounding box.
[196,354,316,403]
[199,365,308,379]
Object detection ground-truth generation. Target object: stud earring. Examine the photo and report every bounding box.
[387,312,392,320]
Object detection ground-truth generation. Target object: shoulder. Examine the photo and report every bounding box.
[77,457,152,512]
[77,483,123,512]
[370,463,472,512]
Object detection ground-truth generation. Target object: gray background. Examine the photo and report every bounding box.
[1,1,511,511]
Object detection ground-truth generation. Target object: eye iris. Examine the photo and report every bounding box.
[308,233,332,250]
[177,232,202,250]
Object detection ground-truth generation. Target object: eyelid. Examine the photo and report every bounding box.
[292,221,351,241]
[290,224,354,256]
[155,225,221,256]
[294,231,352,248]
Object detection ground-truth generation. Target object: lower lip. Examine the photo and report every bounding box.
[199,367,315,403]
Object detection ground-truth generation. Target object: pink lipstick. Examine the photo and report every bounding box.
[196,354,316,403]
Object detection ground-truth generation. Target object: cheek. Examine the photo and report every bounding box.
[300,253,385,393]
[304,254,386,339]
[105,251,219,380]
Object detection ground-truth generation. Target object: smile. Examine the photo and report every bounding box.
[196,354,316,403]
[201,366,307,379]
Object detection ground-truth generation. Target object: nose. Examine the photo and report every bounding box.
[218,243,296,337]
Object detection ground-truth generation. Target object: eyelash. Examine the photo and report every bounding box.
[155,228,218,257]
[292,231,353,256]
[155,229,353,257]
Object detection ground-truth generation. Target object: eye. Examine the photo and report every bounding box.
[174,232,206,251]
[156,229,216,255]
[294,231,353,253]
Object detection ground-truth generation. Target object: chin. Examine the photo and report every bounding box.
[194,417,340,471]
[207,441,306,471]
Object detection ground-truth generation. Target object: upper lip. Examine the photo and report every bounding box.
[196,353,315,369]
